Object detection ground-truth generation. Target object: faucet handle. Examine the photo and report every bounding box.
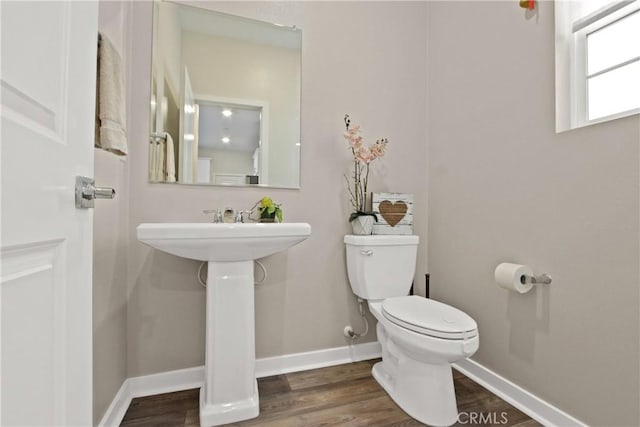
[203,209,223,223]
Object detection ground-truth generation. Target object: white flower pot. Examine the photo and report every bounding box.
[351,215,374,235]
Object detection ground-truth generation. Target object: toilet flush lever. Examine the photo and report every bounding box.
[360,250,373,256]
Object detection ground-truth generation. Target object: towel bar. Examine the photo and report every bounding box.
[149,132,167,144]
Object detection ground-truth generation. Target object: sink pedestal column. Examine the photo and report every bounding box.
[199,260,259,426]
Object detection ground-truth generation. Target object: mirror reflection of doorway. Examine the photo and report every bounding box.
[196,98,265,185]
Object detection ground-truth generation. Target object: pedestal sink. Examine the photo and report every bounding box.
[136,222,311,426]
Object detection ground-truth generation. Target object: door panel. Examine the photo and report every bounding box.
[1,1,98,425]
[1,240,65,425]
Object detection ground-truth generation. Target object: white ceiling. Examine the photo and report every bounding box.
[176,2,301,50]
[197,102,261,153]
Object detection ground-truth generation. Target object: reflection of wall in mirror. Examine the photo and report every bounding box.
[182,32,300,187]
[198,147,254,178]
[150,1,182,182]
[156,2,181,100]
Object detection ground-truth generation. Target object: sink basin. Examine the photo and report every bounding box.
[136,221,311,426]
[136,222,311,262]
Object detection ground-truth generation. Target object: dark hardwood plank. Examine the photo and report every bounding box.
[257,374,291,395]
[231,377,387,425]
[244,395,414,427]
[511,420,546,427]
[121,389,199,426]
[184,409,199,427]
[285,360,377,391]
[119,359,542,427]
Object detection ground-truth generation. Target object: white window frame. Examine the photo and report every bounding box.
[555,0,639,132]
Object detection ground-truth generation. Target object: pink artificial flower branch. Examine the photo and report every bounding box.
[343,114,388,219]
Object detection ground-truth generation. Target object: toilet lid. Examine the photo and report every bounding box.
[382,296,478,340]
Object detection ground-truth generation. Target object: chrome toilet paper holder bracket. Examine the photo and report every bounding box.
[521,273,552,285]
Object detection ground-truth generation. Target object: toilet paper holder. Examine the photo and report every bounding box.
[521,273,552,285]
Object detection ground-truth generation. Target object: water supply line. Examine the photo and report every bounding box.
[198,262,207,287]
[344,298,369,340]
[254,260,267,284]
[198,260,267,288]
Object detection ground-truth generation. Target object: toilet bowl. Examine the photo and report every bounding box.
[344,235,479,427]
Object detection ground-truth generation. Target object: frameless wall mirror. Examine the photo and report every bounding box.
[149,1,302,188]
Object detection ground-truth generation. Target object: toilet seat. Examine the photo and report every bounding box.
[382,296,478,340]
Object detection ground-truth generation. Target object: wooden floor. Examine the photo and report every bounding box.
[121,359,541,427]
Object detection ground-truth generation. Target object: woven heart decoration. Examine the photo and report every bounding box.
[378,200,408,227]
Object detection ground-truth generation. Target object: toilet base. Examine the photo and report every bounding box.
[372,359,458,427]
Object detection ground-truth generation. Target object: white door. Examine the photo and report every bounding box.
[179,67,197,183]
[1,2,98,426]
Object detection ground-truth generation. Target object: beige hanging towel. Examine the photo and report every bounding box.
[95,33,128,156]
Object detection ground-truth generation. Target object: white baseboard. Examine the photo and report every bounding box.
[96,380,131,427]
[453,358,587,427]
[97,341,382,427]
[256,340,382,378]
[127,365,205,398]
[98,366,207,427]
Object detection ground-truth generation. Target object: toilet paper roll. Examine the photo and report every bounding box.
[494,263,534,294]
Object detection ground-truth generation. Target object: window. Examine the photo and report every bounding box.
[555,0,639,131]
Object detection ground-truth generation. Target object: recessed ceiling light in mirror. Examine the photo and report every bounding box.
[221,136,230,144]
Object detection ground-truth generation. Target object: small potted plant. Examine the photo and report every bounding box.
[343,114,388,235]
[256,196,283,223]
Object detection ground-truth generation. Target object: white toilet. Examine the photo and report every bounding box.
[345,235,479,427]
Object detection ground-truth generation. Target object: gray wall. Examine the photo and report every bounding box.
[126,1,429,377]
[93,2,131,424]
[426,2,639,426]
[93,150,129,425]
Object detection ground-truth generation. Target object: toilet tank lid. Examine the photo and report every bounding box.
[344,235,419,246]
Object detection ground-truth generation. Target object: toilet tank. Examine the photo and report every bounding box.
[344,235,419,300]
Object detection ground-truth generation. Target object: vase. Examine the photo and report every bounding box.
[351,215,374,235]
[260,212,276,223]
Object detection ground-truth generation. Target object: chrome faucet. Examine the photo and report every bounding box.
[203,209,223,223]
[204,208,252,223]
[234,210,252,223]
